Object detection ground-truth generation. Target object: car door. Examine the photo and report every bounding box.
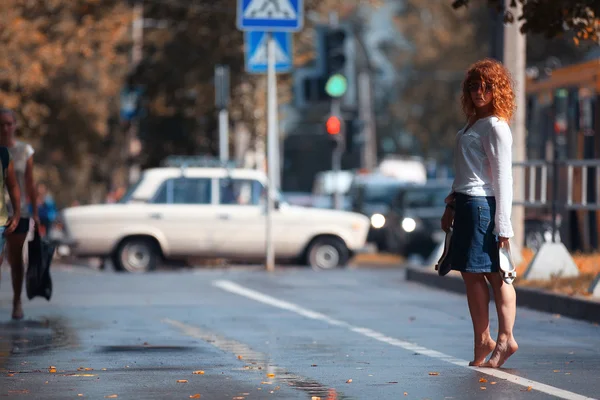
[212,178,267,258]
[145,177,215,256]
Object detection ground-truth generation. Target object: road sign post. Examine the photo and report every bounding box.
[215,65,230,162]
[238,0,303,272]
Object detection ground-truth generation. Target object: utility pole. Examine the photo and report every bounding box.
[502,0,526,259]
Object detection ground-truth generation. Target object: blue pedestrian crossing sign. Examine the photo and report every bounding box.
[245,31,293,74]
[238,0,303,32]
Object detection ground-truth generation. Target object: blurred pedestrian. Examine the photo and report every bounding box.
[0,108,39,320]
[32,182,57,236]
[440,59,517,368]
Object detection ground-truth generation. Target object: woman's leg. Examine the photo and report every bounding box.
[461,272,496,366]
[482,273,518,368]
[7,233,27,320]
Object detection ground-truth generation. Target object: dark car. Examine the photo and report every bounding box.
[380,180,452,258]
[349,174,414,251]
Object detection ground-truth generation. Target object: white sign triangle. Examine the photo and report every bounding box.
[244,0,296,20]
[249,35,290,65]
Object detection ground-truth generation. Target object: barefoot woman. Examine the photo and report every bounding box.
[440,59,518,368]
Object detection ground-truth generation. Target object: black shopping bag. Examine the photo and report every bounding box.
[25,229,56,301]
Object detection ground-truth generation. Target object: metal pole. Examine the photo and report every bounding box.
[215,65,230,162]
[219,109,229,162]
[331,98,344,210]
[266,32,278,272]
[358,71,376,170]
[128,0,144,185]
[552,118,559,242]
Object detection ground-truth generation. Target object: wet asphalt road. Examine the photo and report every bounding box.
[0,264,599,400]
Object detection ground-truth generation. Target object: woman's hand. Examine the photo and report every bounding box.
[498,236,510,249]
[4,214,19,234]
[441,205,454,232]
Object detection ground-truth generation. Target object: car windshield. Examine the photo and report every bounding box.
[363,183,404,205]
[117,178,144,204]
[402,187,449,209]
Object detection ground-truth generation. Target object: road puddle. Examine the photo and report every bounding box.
[0,318,77,371]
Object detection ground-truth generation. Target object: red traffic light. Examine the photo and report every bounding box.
[326,116,341,135]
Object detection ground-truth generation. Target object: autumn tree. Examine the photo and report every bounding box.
[389,0,489,162]
[452,0,600,43]
[0,0,132,205]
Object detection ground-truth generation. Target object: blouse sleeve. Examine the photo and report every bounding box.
[482,122,514,238]
[25,143,34,159]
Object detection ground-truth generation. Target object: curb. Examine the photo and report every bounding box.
[405,266,600,324]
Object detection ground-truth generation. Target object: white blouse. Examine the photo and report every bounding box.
[451,116,514,238]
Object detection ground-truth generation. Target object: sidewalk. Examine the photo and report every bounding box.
[405,265,600,324]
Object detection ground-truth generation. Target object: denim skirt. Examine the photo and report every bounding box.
[450,193,500,273]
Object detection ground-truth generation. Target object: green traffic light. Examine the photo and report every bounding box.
[325,74,348,98]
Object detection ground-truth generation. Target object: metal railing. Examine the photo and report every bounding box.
[513,159,600,248]
[513,159,600,210]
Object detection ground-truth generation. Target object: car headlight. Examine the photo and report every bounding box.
[401,217,417,233]
[370,213,386,229]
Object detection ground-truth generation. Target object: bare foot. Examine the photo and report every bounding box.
[12,301,23,320]
[482,338,518,368]
[469,339,496,366]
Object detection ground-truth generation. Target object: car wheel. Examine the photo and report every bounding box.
[113,237,158,273]
[307,237,349,270]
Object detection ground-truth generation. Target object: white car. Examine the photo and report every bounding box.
[61,166,370,272]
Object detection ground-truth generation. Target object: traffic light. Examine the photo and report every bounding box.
[326,115,341,135]
[325,28,347,77]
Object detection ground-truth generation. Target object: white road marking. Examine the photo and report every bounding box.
[213,279,597,400]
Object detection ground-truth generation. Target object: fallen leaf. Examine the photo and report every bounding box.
[189,395,201,399]
[311,364,317,367]
[105,396,118,399]
[311,397,321,400]
[193,370,205,375]
[177,380,188,383]
[346,379,352,383]
[45,381,49,384]
[261,381,271,385]
[102,368,107,371]
[73,374,96,377]
[428,372,440,376]
[274,386,280,390]
[479,378,488,383]
[85,368,93,371]
[267,373,275,378]
[491,382,497,385]
[480,387,487,390]
[233,397,244,400]
[521,386,533,392]
[404,393,408,396]
[49,368,57,373]
[7,374,14,377]
[553,370,560,373]
[237,355,243,360]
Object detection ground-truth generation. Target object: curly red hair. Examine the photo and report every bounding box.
[461,58,515,122]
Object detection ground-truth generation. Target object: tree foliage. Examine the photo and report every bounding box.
[452,0,600,43]
[0,0,132,205]
[391,1,489,161]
